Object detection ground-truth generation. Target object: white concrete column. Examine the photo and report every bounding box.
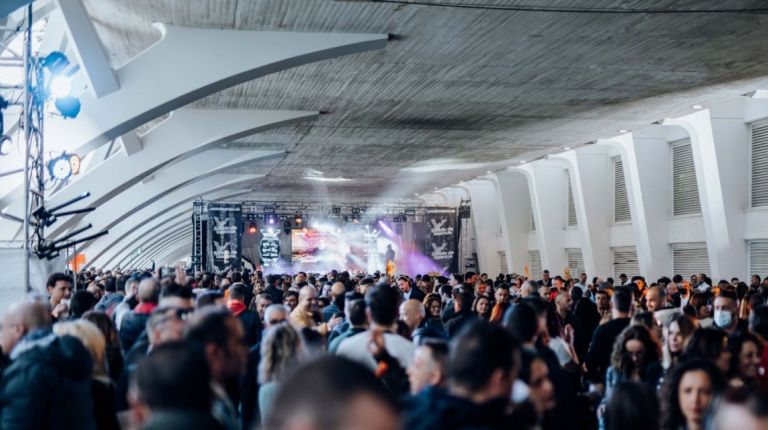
[600,133,671,280]
[489,171,530,274]
[551,147,612,278]
[517,162,568,274]
[661,109,748,279]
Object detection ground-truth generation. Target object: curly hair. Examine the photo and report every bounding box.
[660,359,725,430]
[259,323,304,384]
[610,325,661,375]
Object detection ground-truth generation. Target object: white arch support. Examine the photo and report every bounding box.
[90,189,251,269]
[0,25,386,215]
[0,108,307,239]
[122,224,190,269]
[81,174,260,267]
[47,145,283,239]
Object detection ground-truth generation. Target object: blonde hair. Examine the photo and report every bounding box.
[53,319,107,377]
[259,323,304,384]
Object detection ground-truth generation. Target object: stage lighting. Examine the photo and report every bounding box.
[54,95,81,119]
[264,213,277,225]
[283,220,292,235]
[50,75,72,98]
[332,207,341,215]
[351,215,360,224]
[247,222,257,234]
[294,214,302,225]
[42,51,70,74]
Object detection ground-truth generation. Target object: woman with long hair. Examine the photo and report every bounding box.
[472,295,491,321]
[664,314,697,370]
[258,323,305,424]
[661,359,726,430]
[82,311,124,382]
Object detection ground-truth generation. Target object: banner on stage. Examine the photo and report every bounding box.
[425,208,458,273]
[207,203,243,273]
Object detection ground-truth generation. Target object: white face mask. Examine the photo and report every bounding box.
[714,310,733,328]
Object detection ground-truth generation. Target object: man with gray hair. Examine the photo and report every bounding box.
[0,302,51,364]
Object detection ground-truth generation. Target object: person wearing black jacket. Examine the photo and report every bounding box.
[0,322,96,429]
[402,321,521,430]
[445,292,476,338]
[585,288,633,385]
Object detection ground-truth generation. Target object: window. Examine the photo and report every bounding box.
[612,246,639,279]
[672,243,710,279]
[749,240,768,278]
[566,248,584,276]
[567,174,577,227]
[528,250,542,280]
[751,122,768,207]
[530,210,536,231]
[672,141,701,216]
[614,158,631,222]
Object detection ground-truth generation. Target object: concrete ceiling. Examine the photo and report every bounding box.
[82,0,768,201]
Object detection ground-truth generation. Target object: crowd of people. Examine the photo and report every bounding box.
[0,266,767,430]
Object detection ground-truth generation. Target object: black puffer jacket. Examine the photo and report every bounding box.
[0,331,96,430]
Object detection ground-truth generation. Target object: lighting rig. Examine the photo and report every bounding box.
[4,5,103,287]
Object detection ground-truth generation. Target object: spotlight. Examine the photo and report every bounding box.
[264,213,277,225]
[54,95,81,119]
[332,207,341,215]
[50,75,72,98]
[42,51,70,75]
[247,223,257,234]
[48,152,81,181]
[294,214,302,225]
[351,215,360,224]
[283,220,292,235]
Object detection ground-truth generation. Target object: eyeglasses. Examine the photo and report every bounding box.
[268,319,286,326]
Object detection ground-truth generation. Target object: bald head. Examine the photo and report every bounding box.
[399,299,426,331]
[138,278,160,304]
[1,302,51,355]
[331,282,346,298]
[298,285,319,313]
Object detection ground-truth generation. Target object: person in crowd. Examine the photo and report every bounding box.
[541,270,553,287]
[645,286,667,313]
[258,323,306,425]
[682,328,732,374]
[337,284,416,371]
[0,302,50,368]
[727,331,762,389]
[0,302,96,429]
[586,288,633,386]
[128,342,224,429]
[120,277,160,352]
[595,287,613,325]
[329,298,368,353]
[398,276,426,302]
[573,286,601,343]
[46,272,74,321]
[445,291,476,338]
[283,290,299,311]
[689,292,713,328]
[400,299,426,342]
[546,304,580,369]
[241,304,289,430]
[197,291,225,308]
[604,382,660,430]
[554,291,587,361]
[158,282,196,310]
[322,282,346,322]
[115,276,141,329]
[252,292,273,321]
[601,325,663,428]
[69,290,98,319]
[661,359,725,430]
[407,339,449,394]
[53,319,120,430]
[664,313,697,370]
[264,356,400,430]
[714,290,747,335]
[713,394,768,430]
[422,293,447,335]
[516,349,556,429]
[185,307,249,430]
[83,310,124,382]
[87,281,106,302]
[290,285,340,336]
[472,295,491,321]
[228,284,262,347]
[95,276,126,317]
[403,321,520,430]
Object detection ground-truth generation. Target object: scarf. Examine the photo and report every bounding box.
[227,299,247,317]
